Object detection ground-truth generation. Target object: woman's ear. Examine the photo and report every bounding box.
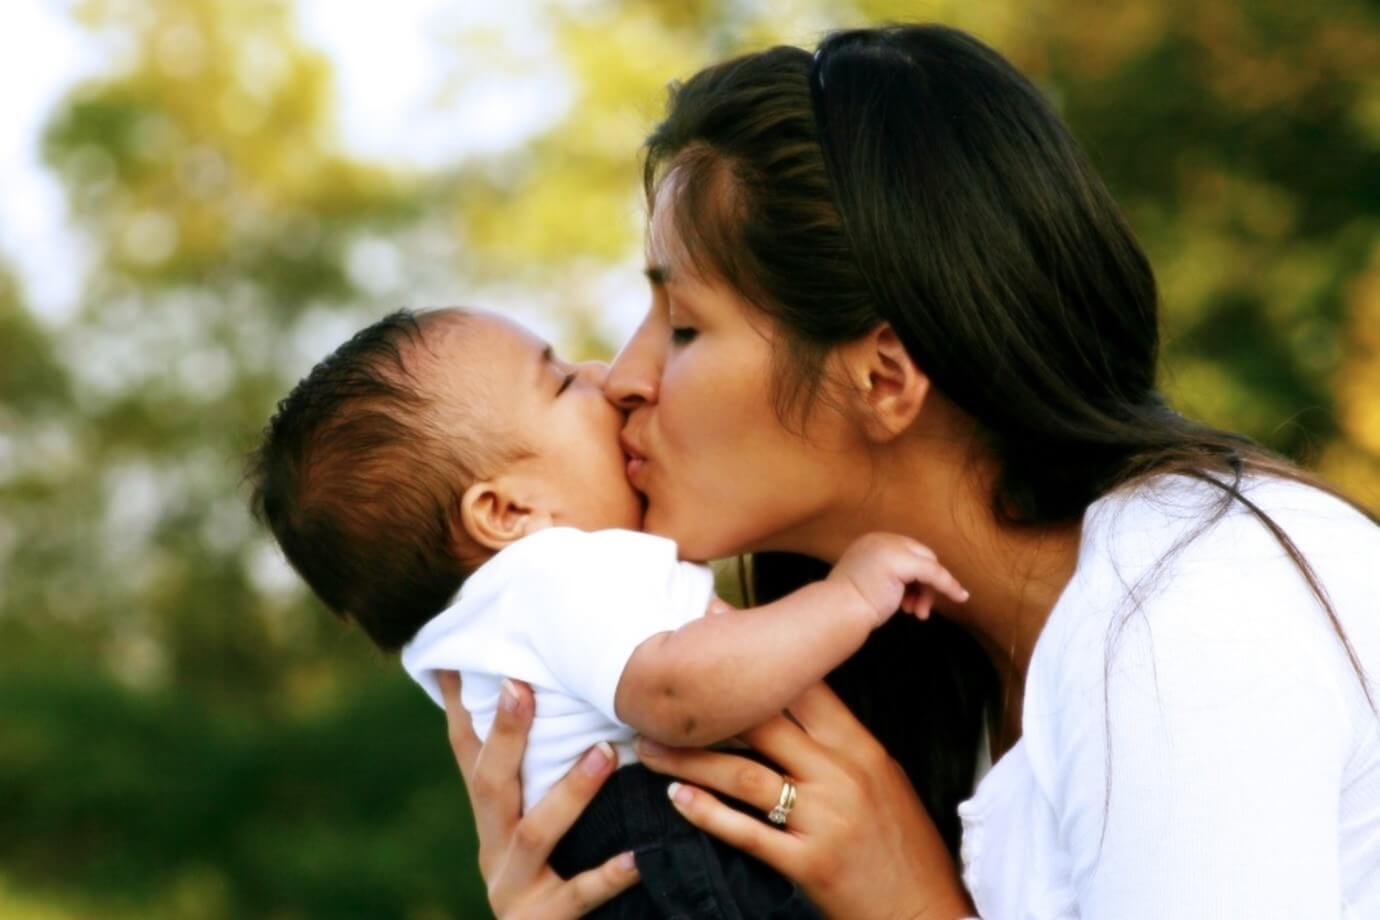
[841,323,930,443]
[459,478,551,552]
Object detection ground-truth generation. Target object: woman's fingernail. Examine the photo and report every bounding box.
[617,851,637,873]
[582,741,614,776]
[500,678,520,713]
[636,737,666,758]
[667,781,692,807]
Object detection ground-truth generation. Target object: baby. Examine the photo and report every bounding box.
[248,306,966,918]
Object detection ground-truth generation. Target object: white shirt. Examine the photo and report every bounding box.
[402,527,715,811]
[959,475,1380,919]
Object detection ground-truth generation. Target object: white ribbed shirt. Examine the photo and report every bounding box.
[958,475,1380,918]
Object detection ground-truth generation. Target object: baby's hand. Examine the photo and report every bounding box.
[827,532,969,626]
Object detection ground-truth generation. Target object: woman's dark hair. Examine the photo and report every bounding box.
[646,24,1377,856]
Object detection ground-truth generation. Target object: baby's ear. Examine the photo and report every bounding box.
[459,478,549,552]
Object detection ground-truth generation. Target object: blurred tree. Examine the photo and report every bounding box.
[29,0,427,701]
[4,0,489,916]
[1,0,1377,916]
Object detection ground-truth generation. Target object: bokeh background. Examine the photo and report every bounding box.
[2,0,1378,917]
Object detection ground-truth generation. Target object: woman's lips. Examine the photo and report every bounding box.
[620,433,647,485]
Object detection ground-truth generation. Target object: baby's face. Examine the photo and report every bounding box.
[424,309,644,534]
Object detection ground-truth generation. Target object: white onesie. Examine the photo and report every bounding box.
[402,527,715,811]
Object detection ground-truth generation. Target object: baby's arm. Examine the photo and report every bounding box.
[614,533,967,747]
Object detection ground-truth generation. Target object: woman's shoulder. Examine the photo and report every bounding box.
[1017,474,1379,900]
[1078,472,1379,593]
[1030,472,1380,723]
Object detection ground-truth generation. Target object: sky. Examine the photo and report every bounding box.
[294,0,571,168]
[0,0,579,327]
[0,0,102,323]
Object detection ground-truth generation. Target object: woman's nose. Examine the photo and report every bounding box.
[604,318,663,409]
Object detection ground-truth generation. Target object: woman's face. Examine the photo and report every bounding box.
[604,182,867,562]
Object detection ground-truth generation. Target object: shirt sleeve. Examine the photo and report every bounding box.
[1024,530,1355,918]
[513,528,716,726]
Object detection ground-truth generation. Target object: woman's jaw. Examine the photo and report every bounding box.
[624,443,881,565]
[621,391,1080,684]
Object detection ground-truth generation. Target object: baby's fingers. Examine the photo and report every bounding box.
[902,551,969,603]
[901,584,934,620]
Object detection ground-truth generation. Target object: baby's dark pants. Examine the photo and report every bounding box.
[549,762,823,919]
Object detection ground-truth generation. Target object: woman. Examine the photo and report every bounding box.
[442,24,1380,918]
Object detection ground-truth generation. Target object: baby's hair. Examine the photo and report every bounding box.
[247,308,483,651]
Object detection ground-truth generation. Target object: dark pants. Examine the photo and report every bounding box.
[549,763,822,919]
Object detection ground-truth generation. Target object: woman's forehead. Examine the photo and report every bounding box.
[644,208,729,305]
[646,180,695,282]
[648,149,765,300]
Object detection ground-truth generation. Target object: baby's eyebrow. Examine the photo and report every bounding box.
[537,344,554,382]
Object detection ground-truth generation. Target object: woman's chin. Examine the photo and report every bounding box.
[641,503,687,547]
[641,509,715,562]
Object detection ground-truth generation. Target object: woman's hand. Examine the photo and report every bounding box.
[439,671,639,918]
[635,680,975,920]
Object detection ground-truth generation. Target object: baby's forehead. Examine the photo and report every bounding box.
[420,309,535,366]
[409,308,540,401]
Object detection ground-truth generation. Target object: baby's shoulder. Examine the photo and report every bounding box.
[503,526,680,571]
[481,527,691,602]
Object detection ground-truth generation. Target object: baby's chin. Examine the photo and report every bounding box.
[632,489,649,529]
[602,488,645,533]
[639,502,668,539]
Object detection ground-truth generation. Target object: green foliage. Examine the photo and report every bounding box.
[0,269,69,414]
[2,0,1378,916]
[0,664,486,918]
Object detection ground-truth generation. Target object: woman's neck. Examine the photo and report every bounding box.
[792,420,1084,711]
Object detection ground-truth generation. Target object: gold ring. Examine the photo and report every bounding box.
[767,778,797,826]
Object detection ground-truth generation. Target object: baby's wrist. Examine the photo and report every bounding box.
[821,572,886,629]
